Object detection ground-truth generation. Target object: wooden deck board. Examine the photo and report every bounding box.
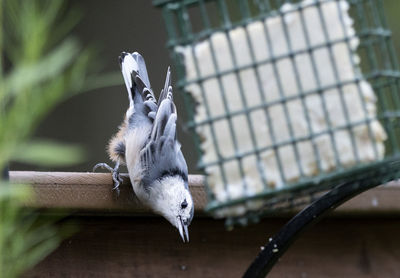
[9,171,400,215]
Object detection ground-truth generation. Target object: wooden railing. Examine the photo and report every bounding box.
[8,171,400,215]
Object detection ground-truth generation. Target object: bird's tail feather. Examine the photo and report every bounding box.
[131,52,151,89]
[151,66,177,141]
[119,52,156,107]
[158,67,173,105]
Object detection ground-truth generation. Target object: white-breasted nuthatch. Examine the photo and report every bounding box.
[94,52,193,242]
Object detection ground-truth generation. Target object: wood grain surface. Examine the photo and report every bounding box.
[9,171,206,212]
[9,171,400,216]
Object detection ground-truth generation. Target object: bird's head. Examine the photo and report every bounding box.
[149,175,194,242]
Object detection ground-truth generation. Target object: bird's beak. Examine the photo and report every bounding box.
[178,216,189,243]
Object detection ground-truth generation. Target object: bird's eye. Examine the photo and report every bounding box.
[181,199,188,209]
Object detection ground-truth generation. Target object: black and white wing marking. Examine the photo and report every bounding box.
[119,52,157,117]
[131,52,157,106]
[140,70,188,189]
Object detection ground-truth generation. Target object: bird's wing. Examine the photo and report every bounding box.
[140,72,188,188]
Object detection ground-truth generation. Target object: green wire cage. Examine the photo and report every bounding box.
[154,0,400,225]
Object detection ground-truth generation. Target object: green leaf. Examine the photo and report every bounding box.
[12,139,86,167]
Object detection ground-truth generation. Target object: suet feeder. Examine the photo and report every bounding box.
[154,0,400,225]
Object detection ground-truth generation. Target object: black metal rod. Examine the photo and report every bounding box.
[243,180,382,278]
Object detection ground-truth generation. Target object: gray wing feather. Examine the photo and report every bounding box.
[140,98,188,188]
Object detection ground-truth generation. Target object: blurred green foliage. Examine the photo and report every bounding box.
[0,0,89,170]
[0,0,122,171]
[0,0,121,277]
[0,183,76,278]
[13,139,85,168]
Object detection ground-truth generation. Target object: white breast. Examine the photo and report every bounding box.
[125,125,152,198]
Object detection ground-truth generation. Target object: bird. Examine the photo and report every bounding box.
[94,51,193,242]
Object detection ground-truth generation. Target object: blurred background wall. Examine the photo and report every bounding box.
[25,0,200,173]
[12,0,400,175]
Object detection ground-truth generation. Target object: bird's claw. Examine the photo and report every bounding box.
[93,162,122,196]
[93,162,113,172]
[111,170,123,196]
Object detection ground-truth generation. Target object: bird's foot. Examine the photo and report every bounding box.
[93,162,123,196]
